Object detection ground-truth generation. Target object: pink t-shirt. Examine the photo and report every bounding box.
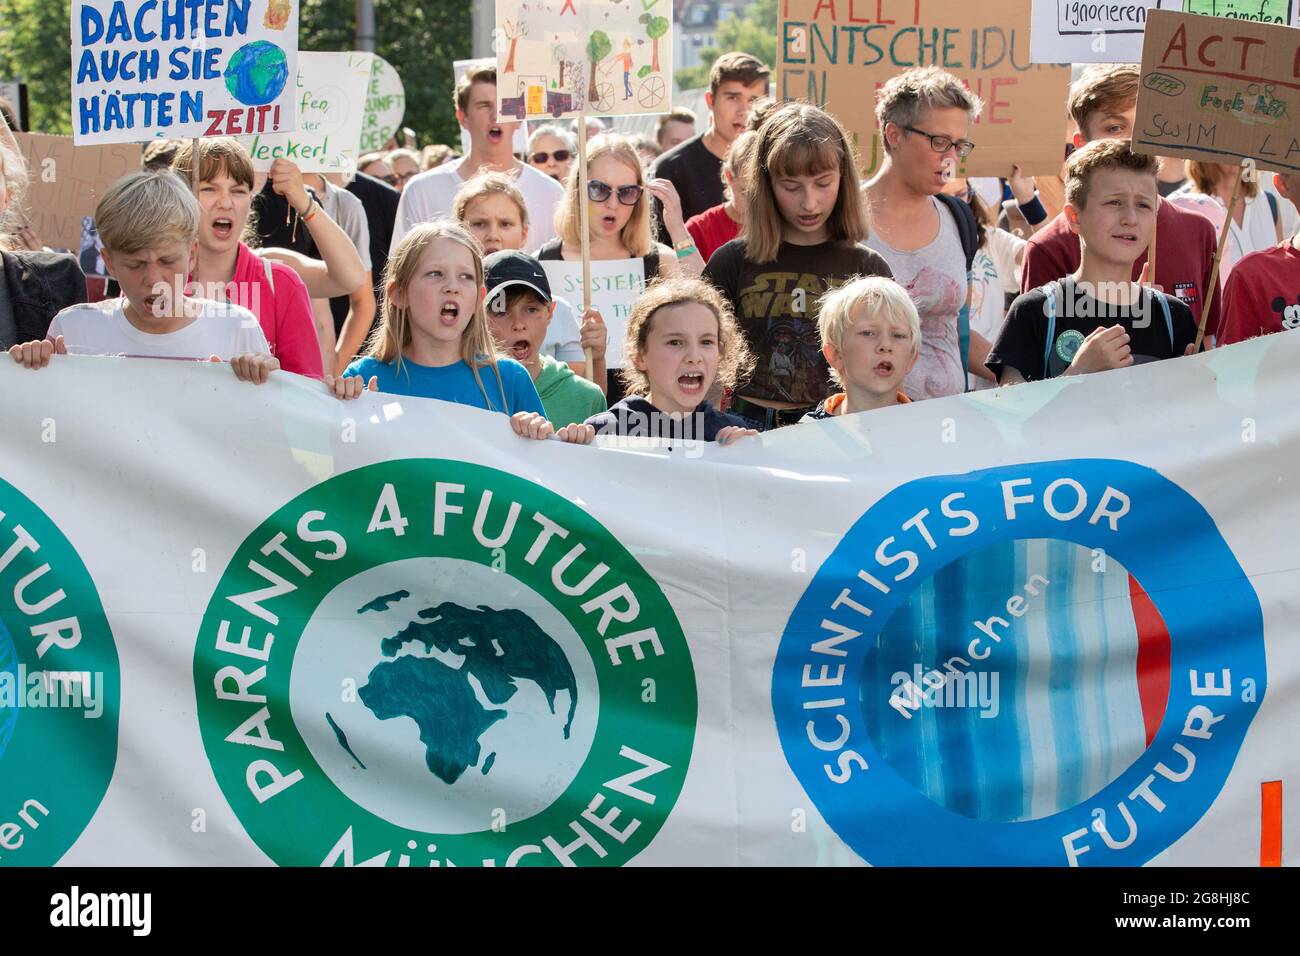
[225,242,323,378]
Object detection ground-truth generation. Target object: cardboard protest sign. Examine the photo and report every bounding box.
[1030,1,1300,65]
[1134,10,1300,171]
[241,51,371,172]
[454,58,527,155]
[493,0,672,119]
[71,0,298,145]
[540,258,646,368]
[778,0,1071,178]
[359,54,406,154]
[12,132,141,251]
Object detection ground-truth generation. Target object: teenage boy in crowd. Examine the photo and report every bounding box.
[657,108,697,152]
[650,53,770,244]
[1220,171,1300,346]
[1021,64,1222,341]
[391,63,563,254]
[483,249,607,428]
[987,140,1198,384]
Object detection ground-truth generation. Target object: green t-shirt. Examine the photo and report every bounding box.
[535,354,607,427]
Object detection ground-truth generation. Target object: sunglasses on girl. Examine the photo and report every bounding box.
[531,149,572,164]
[587,180,643,205]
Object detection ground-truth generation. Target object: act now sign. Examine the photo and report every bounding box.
[0,337,1294,866]
[71,0,299,145]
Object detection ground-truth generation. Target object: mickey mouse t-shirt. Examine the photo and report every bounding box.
[1219,239,1300,346]
[986,278,1197,382]
[703,238,893,406]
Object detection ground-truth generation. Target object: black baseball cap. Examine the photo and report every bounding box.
[483,250,552,313]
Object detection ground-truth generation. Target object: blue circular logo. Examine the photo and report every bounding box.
[772,459,1265,866]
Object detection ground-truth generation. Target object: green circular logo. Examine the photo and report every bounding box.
[1055,329,1086,364]
[0,478,119,865]
[195,460,697,866]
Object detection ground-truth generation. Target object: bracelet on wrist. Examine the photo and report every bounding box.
[675,243,698,259]
[1016,194,1047,226]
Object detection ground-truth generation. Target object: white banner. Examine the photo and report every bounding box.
[540,257,645,369]
[1,337,1295,866]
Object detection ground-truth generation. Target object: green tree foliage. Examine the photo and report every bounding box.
[0,0,76,133]
[587,31,612,104]
[674,0,777,92]
[0,0,469,148]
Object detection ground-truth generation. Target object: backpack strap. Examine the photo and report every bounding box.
[1153,289,1174,349]
[1042,279,1061,375]
[935,193,979,391]
[261,256,276,293]
[1267,190,1283,243]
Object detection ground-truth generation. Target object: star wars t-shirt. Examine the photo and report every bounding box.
[986,277,1197,382]
[703,238,893,405]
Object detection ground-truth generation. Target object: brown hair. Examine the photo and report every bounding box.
[456,62,496,115]
[744,97,778,133]
[556,134,653,257]
[368,220,511,409]
[722,129,758,199]
[421,144,457,170]
[621,275,755,398]
[141,139,182,172]
[1064,138,1159,209]
[657,107,696,133]
[1068,64,1140,141]
[170,136,255,190]
[709,52,771,97]
[1187,160,1259,200]
[740,102,868,263]
[453,171,530,228]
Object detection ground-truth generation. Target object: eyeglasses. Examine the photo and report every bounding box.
[382,171,417,186]
[531,150,572,164]
[903,126,976,158]
[587,179,643,205]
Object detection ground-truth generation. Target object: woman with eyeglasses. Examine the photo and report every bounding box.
[861,67,998,401]
[537,134,704,403]
[384,149,422,192]
[527,125,577,184]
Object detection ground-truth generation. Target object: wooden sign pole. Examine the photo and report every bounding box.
[1195,164,1245,352]
[578,111,595,382]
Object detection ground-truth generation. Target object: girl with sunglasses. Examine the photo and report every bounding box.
[526,125,576,184]
[537,134,704,402]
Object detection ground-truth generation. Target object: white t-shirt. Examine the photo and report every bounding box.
[969,226,1026,391]
[317,179,372,272]
[542,294,584,363]
[1167,186,1282,280]
[49,297,269,361]
[390,158,564,256]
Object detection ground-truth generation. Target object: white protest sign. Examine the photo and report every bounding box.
[541,257,645,368]
[241,51,371,173]
[454,58,527,156]
[1030,0,1300,64]
[71,0,299,145]
[494,0,672,119]
[359,54,406,154]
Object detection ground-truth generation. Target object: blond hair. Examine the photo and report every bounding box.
[741,102,868,263]
[455,62,496,114]
[170,136,255,190]
[453,171,529,228]
[94,169,199,254]
[876,66,982,151]
[368,220,514,410]
[0,140,29,251]
[817,276,921,386]
[1187,160,1259,200]
[722,129,758,199]
[620,276,755,397]
[556,134,653,257]
[1064,138,1159,209]
[1069,64,1139,140]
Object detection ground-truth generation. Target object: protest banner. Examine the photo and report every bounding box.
[240,51,371,173]
[778,0,1071,178]
[1,335,1295,866]
[540,257,646,368]
[453,57,527,155]
[359,54,406,154]
[1134,10,1300,172]
[1030,1,1300,65]
[493,0,672,120]
[12,132,141,251]
[70,0,299,145]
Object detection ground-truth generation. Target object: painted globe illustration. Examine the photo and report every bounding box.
[0,619,17,764]
[223,40,289,107]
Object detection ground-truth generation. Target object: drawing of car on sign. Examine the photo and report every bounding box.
[500,93,527,119]
[501,90,575,119]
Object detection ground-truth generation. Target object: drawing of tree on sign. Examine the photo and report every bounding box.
[640,13,669,73]
[588,31,612,104]
[553,44,568,88]
[502,19,528,73]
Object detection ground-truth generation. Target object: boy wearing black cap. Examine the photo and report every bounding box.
[484,250,607,427]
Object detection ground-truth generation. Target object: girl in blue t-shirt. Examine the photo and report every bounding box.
[346,220,593,443]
